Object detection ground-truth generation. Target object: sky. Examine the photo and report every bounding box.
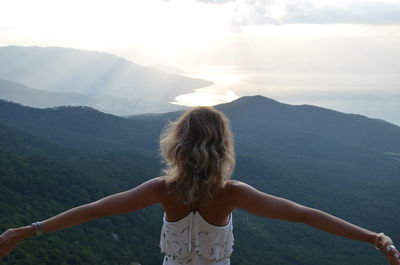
[0,0,400,125]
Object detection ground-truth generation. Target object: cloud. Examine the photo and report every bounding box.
[283,1,400,25]
[194,0,400,26]
[195,0,232,4]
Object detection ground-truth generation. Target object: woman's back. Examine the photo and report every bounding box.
[160,179,235,226]
[159,179,235,265]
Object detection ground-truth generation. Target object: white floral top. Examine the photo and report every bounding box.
[160,211,234,265]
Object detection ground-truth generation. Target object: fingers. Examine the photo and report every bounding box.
[0,247,7,260]
[390,247,399,257]
[388,248,400,265]
[0,230,18,260]
[394,250,400,261]
[0,237,7,259]
[0,236,4,259]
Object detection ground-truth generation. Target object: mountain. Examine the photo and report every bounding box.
[150,64,187,75]
[0,121,75,159]
[217,95,400,165]
[0,100,164,154]
[0,135,162,265]
[0,96,399,265]
[0,46,212,114]
[0,78,95,107]
[0,78,187,115]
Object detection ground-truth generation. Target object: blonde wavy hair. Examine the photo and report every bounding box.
[160,106,235,205]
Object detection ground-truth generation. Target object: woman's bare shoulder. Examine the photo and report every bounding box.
[137,177,167,196]
[226,179,251,193]
[144,177,166,186]
[224,180,254,202]
[151,177,168,193]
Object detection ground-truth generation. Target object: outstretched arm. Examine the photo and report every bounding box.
[231,180,400,265]
[0,177,163,259]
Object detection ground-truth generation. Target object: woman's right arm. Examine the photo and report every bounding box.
[0,177,163,259]
[231,180,400,265]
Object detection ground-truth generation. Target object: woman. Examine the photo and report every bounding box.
[0,106,399,265]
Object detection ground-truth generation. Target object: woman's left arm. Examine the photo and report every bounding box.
[232,180,400,265]
[300,207,400,263]
[0,177,163,259]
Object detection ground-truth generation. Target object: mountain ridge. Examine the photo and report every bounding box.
[1,95,399,159]
[220,95,399,127]
[0,45,212,114]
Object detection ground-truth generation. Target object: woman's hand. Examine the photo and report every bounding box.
[0,228,25,259]
[385,247,400,265]
[376,234,400,265]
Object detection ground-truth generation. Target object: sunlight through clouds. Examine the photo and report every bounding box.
[0,0,231,60]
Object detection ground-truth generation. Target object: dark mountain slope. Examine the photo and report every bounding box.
[1,95,398,173]
[215,96,400,172]
[0,149,163,265]
[0,121,75,159]
[1,94,398,177]
[0,96,399,265]
[217,95,400,151]
[0,100,163,153]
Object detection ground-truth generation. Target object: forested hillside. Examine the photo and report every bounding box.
[0,96,399,265]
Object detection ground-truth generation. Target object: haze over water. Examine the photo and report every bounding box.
[175,65,400,126]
